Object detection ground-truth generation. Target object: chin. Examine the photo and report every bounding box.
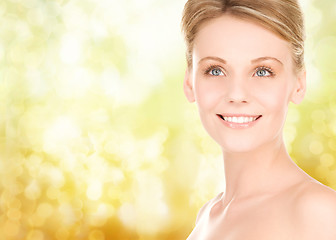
[219,141,261,154]
[210,133,266,154]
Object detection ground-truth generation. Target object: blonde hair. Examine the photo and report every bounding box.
[181,0,305,72]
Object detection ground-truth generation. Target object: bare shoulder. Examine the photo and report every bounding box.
[292,180,336,238]
[195,192,223,225]
[293,180,336,214]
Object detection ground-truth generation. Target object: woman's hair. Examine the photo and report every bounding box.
[181,0,305,72]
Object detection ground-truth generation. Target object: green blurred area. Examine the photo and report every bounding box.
[1,0,336,239]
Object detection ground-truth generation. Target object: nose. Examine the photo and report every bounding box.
[224,78,249,104]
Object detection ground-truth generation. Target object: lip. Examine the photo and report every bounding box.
[216,114,262,129]
[218,113,261,118]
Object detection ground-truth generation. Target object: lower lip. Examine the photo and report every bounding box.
[217,115,262,129]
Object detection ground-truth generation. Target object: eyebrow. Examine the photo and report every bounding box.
[198,56,227,65]
[198,56,283,65]
[251,57,283,65]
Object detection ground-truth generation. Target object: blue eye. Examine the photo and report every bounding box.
[204,65,225,77]
[210,68,224,76]
[254,67,273,77]
[256,69,269,77]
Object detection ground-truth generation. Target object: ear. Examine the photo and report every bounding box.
[290,69,306,105]
[183,68,196,102]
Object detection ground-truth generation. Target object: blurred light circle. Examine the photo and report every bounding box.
[320,153,335,168]
[309,141,324,155]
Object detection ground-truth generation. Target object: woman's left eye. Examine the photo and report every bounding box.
[254,68,273,77]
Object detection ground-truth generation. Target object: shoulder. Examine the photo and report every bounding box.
[292,180,336,238]
[195,192,223,225]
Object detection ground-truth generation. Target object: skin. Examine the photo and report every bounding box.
[184,15,336,240]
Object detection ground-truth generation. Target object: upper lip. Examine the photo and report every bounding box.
[217,113,262,118]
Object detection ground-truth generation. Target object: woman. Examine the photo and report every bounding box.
[181,0,336,239]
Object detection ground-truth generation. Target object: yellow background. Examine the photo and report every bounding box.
[1,0,336,239]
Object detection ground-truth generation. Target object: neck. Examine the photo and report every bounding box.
[221,135,304,205]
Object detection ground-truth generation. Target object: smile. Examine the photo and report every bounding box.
[217,114,262,129]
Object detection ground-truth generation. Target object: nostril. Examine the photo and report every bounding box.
[229,99,248,104]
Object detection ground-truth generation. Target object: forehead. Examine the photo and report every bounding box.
[193,15,292,66]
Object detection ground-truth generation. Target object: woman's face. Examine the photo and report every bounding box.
[184,15,306,153]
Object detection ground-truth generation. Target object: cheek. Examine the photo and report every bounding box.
[256,83,291,116]
[194,80,222,110]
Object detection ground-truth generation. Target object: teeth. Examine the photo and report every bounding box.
[222,116,259,123]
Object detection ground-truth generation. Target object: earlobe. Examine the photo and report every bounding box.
[183,68,196,103]
[290,70,306,104]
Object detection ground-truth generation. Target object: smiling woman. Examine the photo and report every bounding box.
[181,0,336,239]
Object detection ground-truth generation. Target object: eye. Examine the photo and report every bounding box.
[204,65,225,77]
[256,69,269,77]
[254,67,274,77]
[210,68,224,76]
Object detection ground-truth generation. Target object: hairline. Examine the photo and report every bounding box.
[187,12,304,74]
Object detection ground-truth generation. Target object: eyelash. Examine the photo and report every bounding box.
[203,65,276,77]
[254,66,275,77]
[204,64,225,76]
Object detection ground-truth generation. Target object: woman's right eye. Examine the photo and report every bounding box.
[205,66,224,77]
[203,65,225,77]
[208,68,224,76]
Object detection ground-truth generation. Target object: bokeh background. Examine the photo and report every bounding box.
[1,0,336,239]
